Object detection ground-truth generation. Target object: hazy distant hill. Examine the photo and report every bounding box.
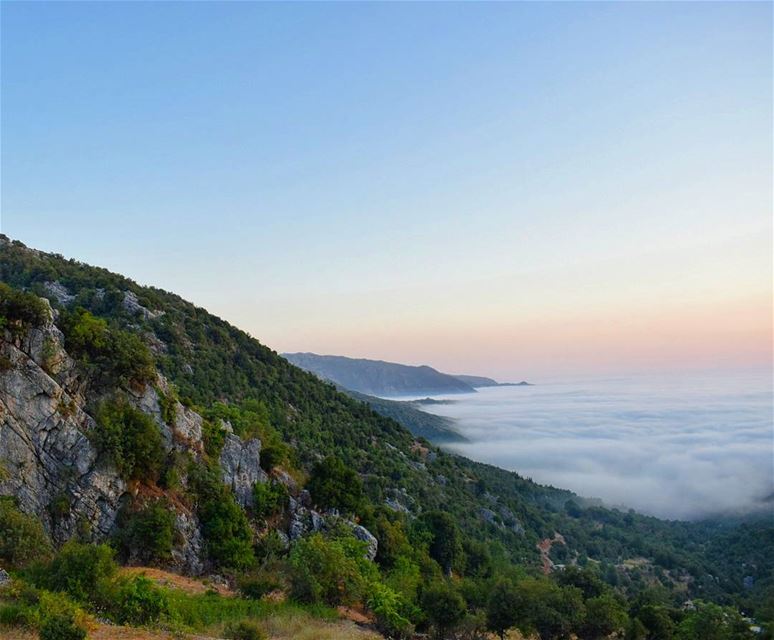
[282,352,475,396]
[343,388,466,443]
[453,374,532,387]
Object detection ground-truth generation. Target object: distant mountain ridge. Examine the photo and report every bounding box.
[283,352,529,396]
[282,352,475,396]
[452,374,532,387]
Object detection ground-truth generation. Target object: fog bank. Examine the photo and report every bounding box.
[417,370,773,520]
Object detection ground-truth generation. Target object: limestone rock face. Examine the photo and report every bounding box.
[122,290,163,321]
[352,524,379,561]
[0,308,126,544]
[219,434,267,508]
[0,304,205,573]
[287,495,378,560]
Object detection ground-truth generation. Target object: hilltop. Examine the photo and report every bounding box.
[282,352,475,396]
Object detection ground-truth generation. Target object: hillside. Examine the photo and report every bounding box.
[452,374,532,388]
[282,352,475,396]
[1,235,772,640]
[341,389,466,444]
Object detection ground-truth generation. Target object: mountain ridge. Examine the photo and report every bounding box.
[282,351,476,396]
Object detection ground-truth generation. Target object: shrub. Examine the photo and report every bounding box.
[420,511,463,576]
[42,541,117,604]
[189,464,255,569]
[39,611,86,640]
[420,582,466,639]
[37,592,87,640]
[237,573,282,600]
[60,308,154,385]
[106,575,169,625]
[252,481,287,520]
[306,456,365,516]
[0,602,34,626]
[0,497,52,569]
[258,444,289,472]
[94,397,165,481]
[0,283,49,336]
[115,500,175,564]
[367,581,414,639]
[224,620,267,640]
[289,533,369,606]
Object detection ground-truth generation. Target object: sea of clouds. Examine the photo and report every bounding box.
[417,370,773,520]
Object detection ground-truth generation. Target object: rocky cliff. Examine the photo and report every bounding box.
[0,296,374,574]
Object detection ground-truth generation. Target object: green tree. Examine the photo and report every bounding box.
[0,497,52,568]
[638,605,675,640]
[115,500,175,564]
[581,593,629,639]
[189,465,255,569]
[43,541,117,604]
[421,511,463,576]
[420,582,466,640]
[676,602,753,640]
[510,577,585,640]
[289,532,371,606]
[306,456,365,516]
[0,283,49,336]
[486,579,521,639]
[252,481,288,520]
[94,398,165,482]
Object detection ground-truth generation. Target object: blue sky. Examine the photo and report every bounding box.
[2,2,771,378]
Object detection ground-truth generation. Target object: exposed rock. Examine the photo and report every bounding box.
[0,312,126,544]
[122,290,163,321]
[0,569,11,587]
[0,302,207,571]
[273,468,298,493]
[219,434,267,508]
[286,497,378,560]
[171,509,205,575]
[352,525,378,561]
[43,281,74,306]
[479,507,498,524]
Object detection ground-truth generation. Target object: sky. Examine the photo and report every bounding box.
[1,2,771,380]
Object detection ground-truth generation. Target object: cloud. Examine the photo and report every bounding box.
[427,371,773,520]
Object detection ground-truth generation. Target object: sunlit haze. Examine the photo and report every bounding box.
[2,2,771,379]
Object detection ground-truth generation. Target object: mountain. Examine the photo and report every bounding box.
[283,352,475,396]
[453,374,533,387]
[1,236,771,639]
[342,388,466,444]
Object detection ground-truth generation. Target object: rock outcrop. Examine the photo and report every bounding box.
[0,302,204,572]
[0,302,125,543]
[219,434,267,508]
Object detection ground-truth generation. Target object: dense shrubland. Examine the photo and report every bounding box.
[1,236,772,639]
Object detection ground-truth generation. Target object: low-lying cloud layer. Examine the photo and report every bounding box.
[424,371,773,520]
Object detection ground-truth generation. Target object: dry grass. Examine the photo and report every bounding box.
[260,609,382,640]
[120,567,234,597]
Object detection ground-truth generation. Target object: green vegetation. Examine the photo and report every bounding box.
[104,574,169,625]
[289,532,373,606]
[39,541,117,604]
[1,237,772,640]
[307,456,366,517]
[252,481,288,521]
[0,497,53,569]
[188,464,256,570]
[114,499,175,564]
[93,396,165,481]
[0,282,49,337]
[60,307,154,386]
